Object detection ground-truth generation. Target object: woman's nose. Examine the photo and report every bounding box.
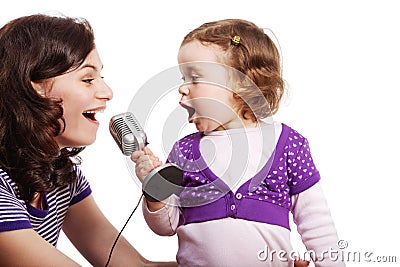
[96,79,113,100]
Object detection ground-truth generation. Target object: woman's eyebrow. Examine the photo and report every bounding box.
[78,64,103,72]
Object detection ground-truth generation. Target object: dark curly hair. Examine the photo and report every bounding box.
[0,14,95,202]
[181,19,284,122]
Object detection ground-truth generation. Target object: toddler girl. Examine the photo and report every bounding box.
[132,19,344,267]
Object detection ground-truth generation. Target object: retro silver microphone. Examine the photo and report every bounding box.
[109,112,182,202]
[109,112,148,155]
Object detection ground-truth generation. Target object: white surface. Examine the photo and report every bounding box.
[1,1,399,266]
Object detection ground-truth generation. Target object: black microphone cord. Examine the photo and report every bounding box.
[104,192,144,267]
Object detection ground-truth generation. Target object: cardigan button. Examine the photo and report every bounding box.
[235,193,242,200]
[230,204,236,211]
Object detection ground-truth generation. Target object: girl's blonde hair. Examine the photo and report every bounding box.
[181,19,284,121]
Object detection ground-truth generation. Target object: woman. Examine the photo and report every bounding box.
[0,14,176,267]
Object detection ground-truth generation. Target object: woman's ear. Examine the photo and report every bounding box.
[31,81,46,97]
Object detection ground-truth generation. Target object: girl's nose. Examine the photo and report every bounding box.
[178,84,189,96]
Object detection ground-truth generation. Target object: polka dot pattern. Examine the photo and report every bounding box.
[167,125,320,224]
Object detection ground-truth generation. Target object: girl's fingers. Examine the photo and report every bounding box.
[142,147,163,167]
[143,146,154,156]
[131,146,164,181]
[135,155,152,165]
[130,150,144,162]
[293,257,310,267]
[136,155,162,167]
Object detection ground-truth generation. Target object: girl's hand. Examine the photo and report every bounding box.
[294,257,310,267]
[130,147,163,183]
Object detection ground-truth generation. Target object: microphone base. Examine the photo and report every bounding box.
[142,163,183,202]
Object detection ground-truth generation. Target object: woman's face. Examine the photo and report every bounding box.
[43,48,113,148]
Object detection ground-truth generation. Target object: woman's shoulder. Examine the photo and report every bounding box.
[71,164,90,187]
[0,167,9,180]
[0,168,18,195]
[0,168,25,211]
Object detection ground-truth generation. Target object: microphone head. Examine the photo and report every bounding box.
[109,112,147,156]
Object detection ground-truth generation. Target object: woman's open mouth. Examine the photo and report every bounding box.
[82,108,105,122]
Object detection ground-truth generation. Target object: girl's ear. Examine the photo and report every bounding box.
[31,81,46,97]
[232,90,241,100]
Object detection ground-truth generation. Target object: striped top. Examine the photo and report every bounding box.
[0,166,91,246]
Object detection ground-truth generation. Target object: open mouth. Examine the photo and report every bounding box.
[82,109,104,122]
[180,102,196,121]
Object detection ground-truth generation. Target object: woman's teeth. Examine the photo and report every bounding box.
[82,109,104,121]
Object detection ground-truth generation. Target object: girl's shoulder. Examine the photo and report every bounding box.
[177,131,203,144]
[277,122,308,143]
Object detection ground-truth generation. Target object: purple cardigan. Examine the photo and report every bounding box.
[167,124,320,230]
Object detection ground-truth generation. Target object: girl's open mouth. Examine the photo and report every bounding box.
[180,102,196,122]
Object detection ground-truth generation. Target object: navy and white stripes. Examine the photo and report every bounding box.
[0,166,91,246]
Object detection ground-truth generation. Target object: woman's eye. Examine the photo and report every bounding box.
[82,78,94,84]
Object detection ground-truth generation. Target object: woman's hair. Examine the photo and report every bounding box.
[0,14,95,202]
[181,19,284,121]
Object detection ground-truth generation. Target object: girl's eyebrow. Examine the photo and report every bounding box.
[182,65,203,75]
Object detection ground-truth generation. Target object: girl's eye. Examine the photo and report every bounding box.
[82,78,94,84]
[181,74,200,83]
[188,75,201,82]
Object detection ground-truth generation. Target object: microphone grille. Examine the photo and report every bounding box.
[109,112,147,156]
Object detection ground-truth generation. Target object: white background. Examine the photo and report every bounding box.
[1,1,399,266]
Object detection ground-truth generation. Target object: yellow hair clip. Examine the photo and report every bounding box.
[231,35,241,46]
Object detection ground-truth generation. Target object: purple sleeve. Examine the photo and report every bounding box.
[70,166,92,206]
[287,136,320,195]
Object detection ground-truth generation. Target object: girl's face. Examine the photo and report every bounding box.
[38,48,113,148]
[177,40,243,133]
